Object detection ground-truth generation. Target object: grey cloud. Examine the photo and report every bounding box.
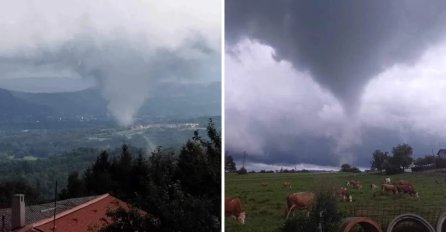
[1,33,219,126]
[225,39,446,168]
[0,0,221,126]
[226,0,446,113]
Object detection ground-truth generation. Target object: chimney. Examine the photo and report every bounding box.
[11,194,25,229]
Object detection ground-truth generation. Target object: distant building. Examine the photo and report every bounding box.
[404,163,416,172]
[0,193,141,232]
[437,149,446,159]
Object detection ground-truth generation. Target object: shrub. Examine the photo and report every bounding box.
[385,166,404,175]
[282,211,317,232]
[237,167,248,174]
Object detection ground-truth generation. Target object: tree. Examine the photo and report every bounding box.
[414,155,436,166]
[340,163,351,171]
[225,155,237,172]
[110,144,134,199]
[99,207,158,232]
[391,144,413,170]
[340,163,361,173]
[83,150,115,195]
[176,118,221,216]
[370,150,389,172]
[100,118,221,231]
[59,172,85,199]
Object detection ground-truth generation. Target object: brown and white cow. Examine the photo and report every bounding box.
[396,180,413,187]
[225,197,246,224]
[335,187,352,202]
[285,192,316,219]
[381,184,398,194]
[347,180,362,190]
[260,182,268,187]
[385,177,391,184]
[396,184,419,198]
[370,184,378,191]
[283,181,292,189]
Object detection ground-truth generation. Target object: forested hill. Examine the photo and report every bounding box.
[0,89,53,121]
[4,81,220,123]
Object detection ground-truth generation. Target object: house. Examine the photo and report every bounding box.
[437,149,446,159]
[0,193,136,232]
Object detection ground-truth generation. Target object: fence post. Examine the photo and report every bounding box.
[318,209,327,232]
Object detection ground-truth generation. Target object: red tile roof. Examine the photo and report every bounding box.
[22,194,130,232]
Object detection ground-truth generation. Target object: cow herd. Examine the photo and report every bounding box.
[225,177,419,224]
[380,179,419,198]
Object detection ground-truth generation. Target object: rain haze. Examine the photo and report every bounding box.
[225,0,446,170]
[0,0,221,126]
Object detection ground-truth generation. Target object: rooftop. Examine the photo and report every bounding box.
[1,194,131,232]
[1,195,97,231]
[30,194,129,232]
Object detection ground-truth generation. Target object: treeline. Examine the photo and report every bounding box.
[0,181,41,208]
[0,147,101,201]
[59,119,221,231]
[370,143,414,174]
[225,155,334,174]
[370,143,446,174]
[412,154,446,171]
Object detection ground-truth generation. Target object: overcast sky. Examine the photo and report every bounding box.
[225,0,446,170]
[0,0,221,126]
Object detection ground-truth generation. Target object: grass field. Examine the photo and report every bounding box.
[225,171,446,231]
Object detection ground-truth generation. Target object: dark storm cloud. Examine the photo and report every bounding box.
[226,0,446,112]
[0,34,218,126]
[225,35,446,168]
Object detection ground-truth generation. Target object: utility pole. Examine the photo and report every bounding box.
[242,151,246,169]
[53,181,57,232]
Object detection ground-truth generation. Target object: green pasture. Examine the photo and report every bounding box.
[225,171,446,231]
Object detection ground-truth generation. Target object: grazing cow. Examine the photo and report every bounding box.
[385,177,391,184]
[347,180,360,185]
[335,187,352,202]
[370,184,378,191]
[260,182,268,187]
[347,180,362,190]
[396,184,419,198]
[396,180,412,187]
[225,197,246,224]
[285,192,315,219]
[351,183,362,190]
[283,181,292,189]
[381,184,398,194]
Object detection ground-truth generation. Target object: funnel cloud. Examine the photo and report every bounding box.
[226,1,446,169]
[0,0,221,126]
[226,0,446,112]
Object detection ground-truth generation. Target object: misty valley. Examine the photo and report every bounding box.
[0,117,218,159]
